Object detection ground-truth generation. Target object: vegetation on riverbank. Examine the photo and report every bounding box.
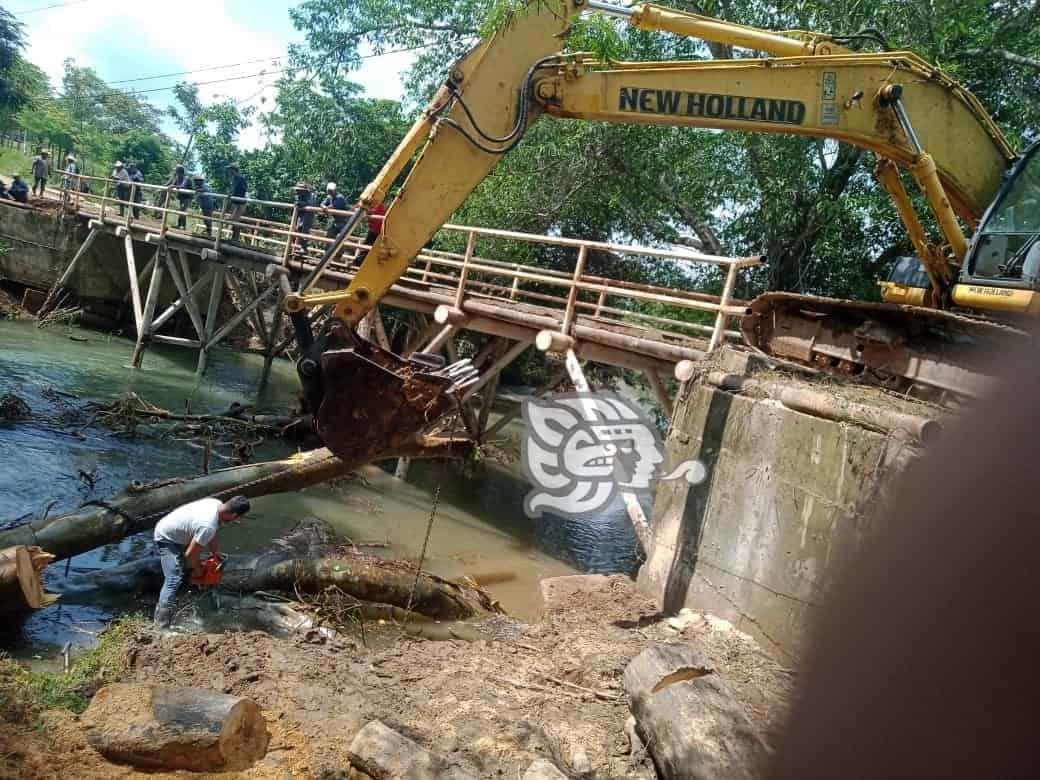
[0,615,145,719]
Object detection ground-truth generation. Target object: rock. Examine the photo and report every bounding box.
[523,758,569,779]
[570,744,593,777]
[346,720,475,780]
[81,683,269,772]
[624,715,645,757]
[539,574,612,612]
[623,644,767,779]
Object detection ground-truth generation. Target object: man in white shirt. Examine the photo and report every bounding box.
[152,495,250,627]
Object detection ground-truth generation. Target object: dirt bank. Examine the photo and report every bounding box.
[0,576,794,778]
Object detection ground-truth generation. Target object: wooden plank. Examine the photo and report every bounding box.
[124,235,144,335]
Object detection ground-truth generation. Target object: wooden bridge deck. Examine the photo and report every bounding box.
[6,178,759,417]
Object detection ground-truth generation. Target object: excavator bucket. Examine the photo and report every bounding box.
[314,339,476,462]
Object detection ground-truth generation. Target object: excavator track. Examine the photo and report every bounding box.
[740,293,1031,400]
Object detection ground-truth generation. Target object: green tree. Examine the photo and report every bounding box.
[0,8,48,129]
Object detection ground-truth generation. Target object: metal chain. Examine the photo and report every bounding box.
[402,412,460,624]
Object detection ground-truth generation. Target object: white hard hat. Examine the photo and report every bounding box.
[326,182,337,192]
[67,154,76,161]
[114,160,124,167]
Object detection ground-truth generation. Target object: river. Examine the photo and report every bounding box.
[0,319,644,658]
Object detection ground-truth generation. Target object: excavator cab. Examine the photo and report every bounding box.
[962,141,1040,289]
[880,141,1040,315]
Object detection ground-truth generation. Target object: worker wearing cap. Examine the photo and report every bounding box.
[152,495,251,628]
[292,182,316,254]
[321,182,348,238]
[9,174,28,203]
[62,154,79,193]
[226,163,248,241]
[192,174,214,236]
[112,161,131,215]
[30,150,50,197]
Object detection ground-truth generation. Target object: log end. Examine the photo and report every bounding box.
[0,545,59,613]
[82,683,269,772]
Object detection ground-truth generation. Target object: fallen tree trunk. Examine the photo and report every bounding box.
[81,683,269,772]
[0,545,58,613]
[623,644,767,780]
[56,521,498,620]
[0,438,470,562]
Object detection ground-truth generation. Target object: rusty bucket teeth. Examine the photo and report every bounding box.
[315,341,460,462]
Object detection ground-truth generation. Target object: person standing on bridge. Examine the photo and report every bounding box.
[62,155,79,190]
[112,161,131,215]
[152,495,250,628]
[9,174,28,203]
[127,162,144,219]
[170,164,192,229]
[192,174,215,237]
[291,182,315,255]
[321,182,348,239]
[226,164,248,241]
[31,151,50,198]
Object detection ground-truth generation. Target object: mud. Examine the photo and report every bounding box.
[0,576,794,779]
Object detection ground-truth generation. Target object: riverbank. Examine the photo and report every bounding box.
[0,575,793,778]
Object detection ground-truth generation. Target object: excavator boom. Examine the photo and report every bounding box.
[287,0,1027,457]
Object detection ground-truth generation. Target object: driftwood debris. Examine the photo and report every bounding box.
[81,683,269,772]
[0,438,471,562]
[0,545,58,613]
[623,644,767,780]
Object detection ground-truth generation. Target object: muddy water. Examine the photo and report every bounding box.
[0,319,643,658]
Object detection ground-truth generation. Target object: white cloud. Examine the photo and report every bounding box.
[17,0,415,152]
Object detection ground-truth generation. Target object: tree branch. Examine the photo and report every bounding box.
[960,47,1040,73]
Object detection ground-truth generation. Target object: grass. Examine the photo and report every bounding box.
[0,147,30,178]
[0,615,146,720]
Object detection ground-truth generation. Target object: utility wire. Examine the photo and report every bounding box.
[63,44,432,104]
[12,0,91,15]
[107,56,286,85]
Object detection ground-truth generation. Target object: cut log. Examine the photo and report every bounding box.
[0,545,58,613]
[347,720,476,780]
[623,644,767,780]
[0,437,471,562]
[81,683,269,772]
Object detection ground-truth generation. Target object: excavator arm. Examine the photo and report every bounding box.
[286,0,1014,326]
[287,1,1022,457]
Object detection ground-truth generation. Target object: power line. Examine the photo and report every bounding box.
[107,55,286,85]
[81,44,431,102]
[12,0,90,15]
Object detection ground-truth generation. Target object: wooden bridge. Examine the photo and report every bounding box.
[9,173,760,427]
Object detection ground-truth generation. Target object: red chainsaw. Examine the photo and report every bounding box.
[189,555,226,587]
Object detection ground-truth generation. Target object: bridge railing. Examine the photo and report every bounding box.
[55,173,760,351]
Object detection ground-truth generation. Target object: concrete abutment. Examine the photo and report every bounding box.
[638,380,919,659]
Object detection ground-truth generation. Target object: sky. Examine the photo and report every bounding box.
[7,0,416,149]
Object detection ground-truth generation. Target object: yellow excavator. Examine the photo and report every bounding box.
[282,0,1037,457]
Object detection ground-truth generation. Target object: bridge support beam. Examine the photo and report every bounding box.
[130,246,166,369]
[197,265,226,377]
